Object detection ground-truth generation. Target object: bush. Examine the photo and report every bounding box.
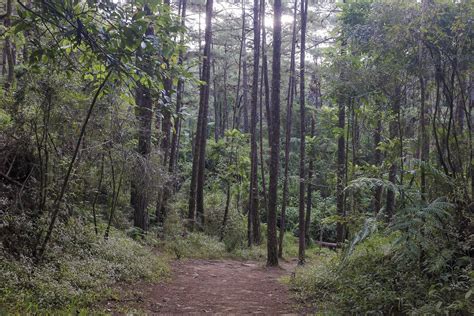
[166,232,227,259]
[0,219,169,314]
[291,230,473,314]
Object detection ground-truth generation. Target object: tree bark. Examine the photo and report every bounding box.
[258,0,269,217]
[169,0,187,174]
[91,153,104,235]
[242,11,249,133]
[336,86,346,242]
[267,0,282,267]
[248,0,261,246]
[232,5,246,130]
[278,0,298,258]
[386,86,402,220]
[373,119,383,214]
[419,0,430,201]
[298,0,308,265]
[189,0,213,228]
[305,117,315,246]
[336,0,347,244]
[3,0,15,89]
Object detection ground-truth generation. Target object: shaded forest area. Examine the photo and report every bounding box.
[0,0,473,314]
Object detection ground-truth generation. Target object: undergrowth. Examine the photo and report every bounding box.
[162,230,308,261]
[162,186,326,262]
[0,219,169,314]
[161,204,314,261]
[291,229,473,314]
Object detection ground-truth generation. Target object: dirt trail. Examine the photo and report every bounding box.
[106,259,297,314]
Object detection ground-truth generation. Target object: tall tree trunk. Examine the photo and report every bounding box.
[261,0,272,134]
[161,0,173,167]
[248,0,261,246]
[242,12,249,133]
[298,0,308,265]
[132,83,153,232]
[419,0,430,201]
[105,151,125,240]
[92,153,105,235]
[212,58,220,141]
[222,43,229,136]
[336,0,347,244]
[169,0,187,175]
[373,119,383,214]
[305,117,315,246]
[3,0,15,89]
[336,84,346,240]
[232,5,246,130]
[386,86,402,220]
[278,0,298,258]
[267,0,282,267]
[469,75,474,199]
[258,0,269,215]
[220,181,231,241]
[132,8,155,233]
[190,0,213,228]
[155,0,185,224]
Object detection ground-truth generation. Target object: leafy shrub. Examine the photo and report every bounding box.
[291,206,473,315]
[0,219,169,314]
[166,232,227,259]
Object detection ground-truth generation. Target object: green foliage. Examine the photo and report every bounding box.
[166,232,227,260]
[0,221,169,314]
[291,197,473,314]
[0,108,12,130]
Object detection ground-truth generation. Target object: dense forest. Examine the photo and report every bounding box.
[1,0,473,314]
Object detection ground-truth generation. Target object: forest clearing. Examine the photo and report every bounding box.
[1,0,473,314]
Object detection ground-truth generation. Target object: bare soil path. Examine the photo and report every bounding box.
[106,259,297,314]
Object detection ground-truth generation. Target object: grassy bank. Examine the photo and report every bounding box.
[0,220,170,314]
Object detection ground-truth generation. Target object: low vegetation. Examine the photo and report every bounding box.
[291,197,473,314]
[0,222,169,314]
[1,0,473,314]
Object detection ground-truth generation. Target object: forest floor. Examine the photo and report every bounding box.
[102,258,297,314]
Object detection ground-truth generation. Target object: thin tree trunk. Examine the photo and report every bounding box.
[336,0,347,244]
[213,58,220,141]
[298,0,308,265]
[232,6,246,130]
[222,44,229,136]
[336,91,346,242]
[105,151,125,240]
[305,117,315,246]
[278,0,298,258]
[220,181,231,242]
[373,119,383,214]
[169,0,187,174]
[242,11,249,133]
[3,0,15,89]
[92,153,105,235]
[419,0,431,201]
[38,70,112,259]
[258,0,269,215]
[160,0,173,167]
[386,86,402,220]
[261,0,271,134]
[432,74,449,176]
